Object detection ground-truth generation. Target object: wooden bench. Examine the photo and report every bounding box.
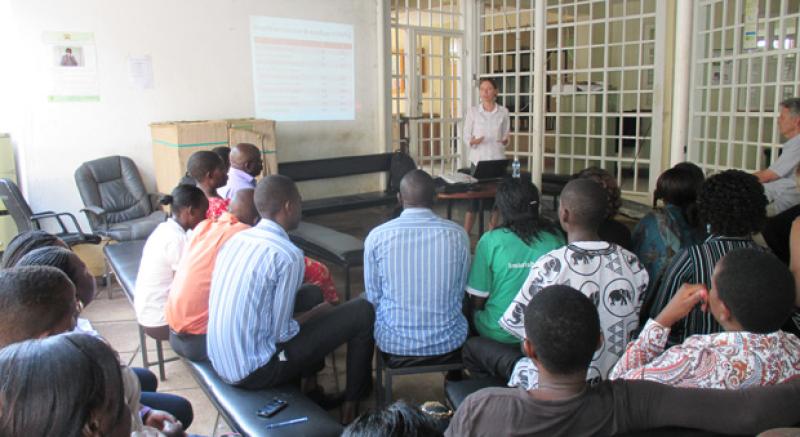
[102,241,342,436]
[278,153,398,216]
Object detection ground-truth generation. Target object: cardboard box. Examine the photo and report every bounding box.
[150,119,277,193]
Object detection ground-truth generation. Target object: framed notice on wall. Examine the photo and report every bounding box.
[42,31,100,102]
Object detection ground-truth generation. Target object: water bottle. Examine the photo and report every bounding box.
[512,158,521,179]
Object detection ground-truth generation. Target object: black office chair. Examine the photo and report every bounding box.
[74,156,166,242]
[0,178,100,247]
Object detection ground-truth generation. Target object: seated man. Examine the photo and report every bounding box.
[207,175,374,423]
[166,189,258,361]
[498,179,648,388]
[611,248,800,387]
[446,285,800,437]
[217,142,262,199]
[755,97,800,215]
[364,170,470,363]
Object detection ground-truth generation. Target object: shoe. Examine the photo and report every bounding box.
[305,387,344,410]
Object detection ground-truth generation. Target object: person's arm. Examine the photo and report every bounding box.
[791,218,800,307]
[611,283,705,381]
[363,234,382,307]
[500,109,511,145]
[275,255,305,341]
[622,378,800,434]
[499,255,558,340]
[463,107,484,147]
[754,168,780,183]
[465,234,492,311]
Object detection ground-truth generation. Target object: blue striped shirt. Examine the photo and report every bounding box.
[364,208,470,356]
[206,219,305,384]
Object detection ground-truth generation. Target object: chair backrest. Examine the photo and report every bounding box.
[0,178,35,233]
[74,156,152,229]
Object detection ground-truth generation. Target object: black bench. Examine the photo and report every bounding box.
[289,221,364,301]
[278,153,398,216]
[102,241,342,436]
[185,360,342,437]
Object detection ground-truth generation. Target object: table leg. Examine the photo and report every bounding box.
[478,199,485,234]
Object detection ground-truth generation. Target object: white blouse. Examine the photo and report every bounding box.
[463,103,511,165]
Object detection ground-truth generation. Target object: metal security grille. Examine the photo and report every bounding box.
[541,0,664,196]
[478,0,537,172]
[391,0,465,175]
[478,0,665,197]
[688,0,800,174]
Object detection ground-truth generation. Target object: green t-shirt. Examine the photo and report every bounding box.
[467,228,565,344]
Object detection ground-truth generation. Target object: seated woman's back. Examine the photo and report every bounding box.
[467,178,565,344]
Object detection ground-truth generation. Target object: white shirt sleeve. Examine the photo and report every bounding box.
[463,106,475,150]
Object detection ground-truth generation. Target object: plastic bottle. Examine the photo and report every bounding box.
[512,158,521,178]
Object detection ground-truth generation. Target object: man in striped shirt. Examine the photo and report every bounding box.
[364,170,470,364]
[207,175,374,423]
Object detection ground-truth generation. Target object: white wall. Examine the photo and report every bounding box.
[1,0,383,229]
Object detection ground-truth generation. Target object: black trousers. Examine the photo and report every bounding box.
[462,336,524,381]
[236,297,375,402]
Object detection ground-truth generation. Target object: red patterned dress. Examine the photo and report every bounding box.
[206,197,339,303]
[206,197,230,220]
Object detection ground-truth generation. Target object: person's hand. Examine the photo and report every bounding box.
[501,134,510,145]
[791,217,800,240]
[470,136,484,146]
[144,410,184,437]
[654,283,707,328]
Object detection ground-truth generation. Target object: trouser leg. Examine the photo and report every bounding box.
[462,336,523,380]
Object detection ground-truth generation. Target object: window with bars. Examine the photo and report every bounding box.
[478,0,664,196]
[689,0,800,174]
[390,1,464,175]
[479,0,536,171]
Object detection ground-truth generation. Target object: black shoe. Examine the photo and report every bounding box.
[445,370,464,381]
[306,387,344,410]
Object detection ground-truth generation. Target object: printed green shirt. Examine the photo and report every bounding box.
[467,228,565,343]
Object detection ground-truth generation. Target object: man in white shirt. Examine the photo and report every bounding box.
[755,97,800,215]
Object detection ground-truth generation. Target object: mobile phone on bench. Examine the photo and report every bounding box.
[257,397,288,418]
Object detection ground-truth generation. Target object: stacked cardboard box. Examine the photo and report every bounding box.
[150,118,277,193]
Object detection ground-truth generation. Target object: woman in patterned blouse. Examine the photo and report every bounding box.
[611,248,800,388]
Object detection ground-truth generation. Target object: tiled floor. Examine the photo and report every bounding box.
[81,201,481,436]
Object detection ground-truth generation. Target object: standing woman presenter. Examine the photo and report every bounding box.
[462,77,511,234]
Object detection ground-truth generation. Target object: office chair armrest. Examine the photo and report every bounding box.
[148,192,167,211]
[80,206,109,230]
[31,211,92,237]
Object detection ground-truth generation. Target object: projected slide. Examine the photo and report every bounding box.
[251,16,355,122]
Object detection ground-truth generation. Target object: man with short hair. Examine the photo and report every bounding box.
[364,169,470,361]
[217,142,263,200]
[166,189,258,361]
[207,175,374,423]
[755,97,800,214]
[611,248,800,387]
[0,265,77,346]
[447,285,800,437]
[498,178,648,389]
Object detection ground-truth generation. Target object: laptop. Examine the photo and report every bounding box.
[471,159,510,181]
